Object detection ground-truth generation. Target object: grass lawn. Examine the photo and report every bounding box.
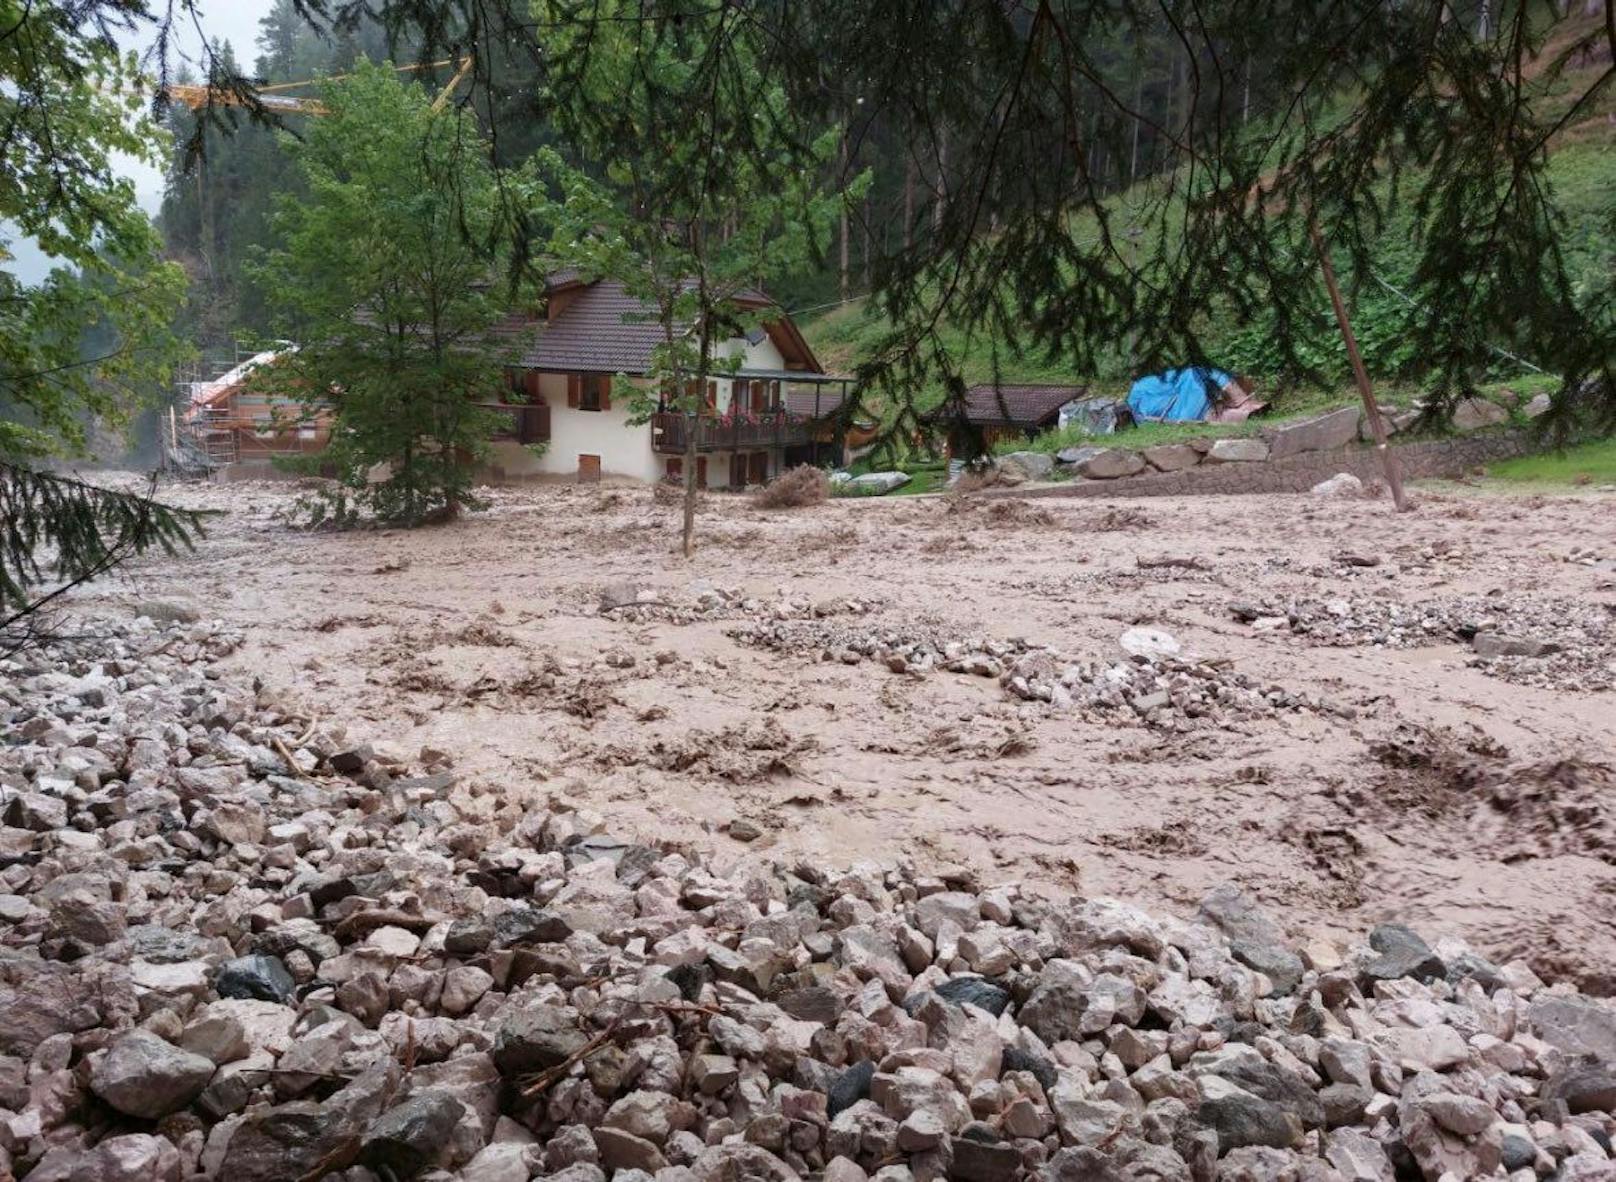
[1486,437,1616,488]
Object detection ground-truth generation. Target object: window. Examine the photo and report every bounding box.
[567,373,612,412]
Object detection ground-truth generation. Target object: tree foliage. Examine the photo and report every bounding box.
[527,0,857,554]
[0,1,206,618]
[253,0,1613,441]
[250,60,523,526]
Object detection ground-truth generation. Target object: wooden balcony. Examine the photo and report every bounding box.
[480,402,551,444]
[650,410,818,454]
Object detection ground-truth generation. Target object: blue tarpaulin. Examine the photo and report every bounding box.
[1127,367,1233,423]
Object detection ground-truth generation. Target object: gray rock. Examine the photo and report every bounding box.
[1361,923,1445,984]
[1451,396,1509,431]
[950,1134,1021,1182]
[90,1030,216,1119]
[443,916,495,955]
[1311,472,1364,498]
[1197,1093,1304,1150]
[998,452,1055,481]
[1543,1064,1616,1115]
[1500,1133,1537,1171]
[1472,632,1560,659]
[933,976,1011,1017]
[1075,448,1147,480]
[1320,1082,1372,1128]
[1268,407,1360,459]
[1197,885,1288,947]
[1228,938,1304,995]
[1142,443,1201,472]
[1056,445,1106,467]
[1528,995,1616,1061]
[493,907,571,947]
[688,1142,799,1181]
[847,471,910,495]
[827,1060,875,1119]
[216,954,297,1005]
[594,1127,667,1173]
[492,1005,588,1077]
[1204,437,1269,463]
[219,1101,363,1180]
[362,1091,466,1177]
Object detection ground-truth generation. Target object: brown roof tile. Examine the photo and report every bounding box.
[951,383,1088,427]
[491,279,814,376]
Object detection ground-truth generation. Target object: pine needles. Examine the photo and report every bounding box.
[0,466,215,627]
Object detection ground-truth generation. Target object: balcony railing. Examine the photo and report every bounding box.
[651,410,818,454]
[480,402,551,445]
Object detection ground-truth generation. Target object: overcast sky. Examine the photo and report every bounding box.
[124,0,279,211]
[6,0,275,284]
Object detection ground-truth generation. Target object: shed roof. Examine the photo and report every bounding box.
[952,384,1088,427]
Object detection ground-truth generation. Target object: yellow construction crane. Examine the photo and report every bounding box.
[164,55,475,117]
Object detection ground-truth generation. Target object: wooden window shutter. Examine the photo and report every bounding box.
[696,457,708,488]
[598,375,612,412]
[567,374,580,408]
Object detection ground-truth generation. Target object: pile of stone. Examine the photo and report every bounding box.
[600,583,879,627]
[728,619,1322,727]
[3,613,1614,1182]
[1229,594,1614,692]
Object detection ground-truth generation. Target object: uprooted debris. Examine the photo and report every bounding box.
[1230,593,1616,691]
[729,619,1327,728]
[3,616,1616,1182]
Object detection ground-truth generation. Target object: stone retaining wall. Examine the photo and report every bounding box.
[997,430,1534,499]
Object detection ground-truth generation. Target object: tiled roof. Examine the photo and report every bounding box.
[951,384,1087,426]
[489,279,811,376]
[488,280,672,374]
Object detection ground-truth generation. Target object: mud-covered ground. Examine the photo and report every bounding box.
[77,476,1616,992]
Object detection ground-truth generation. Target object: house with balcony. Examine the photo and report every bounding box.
[481,271,852,487]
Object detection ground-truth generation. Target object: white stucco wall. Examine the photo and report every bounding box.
[483,333,792,485]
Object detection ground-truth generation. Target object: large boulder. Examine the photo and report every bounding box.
[846,471,910,495]
[1267,407,1360,459]
[1075,448,1147,480]
[1142,443,1201,472]
[90,1031,216,1119]
[1204,438,1269,463]
[997,451,1055,482]
[1056,445,1107,467]
[1312,473,1364,498]
[1451,396,1509,431]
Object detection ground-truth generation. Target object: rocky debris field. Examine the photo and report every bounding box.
[1228,593,1615,693]
[3,614,1616,1182]
[727,620,1326,730]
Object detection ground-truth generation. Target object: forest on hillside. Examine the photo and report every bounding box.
[162,0,1616,394]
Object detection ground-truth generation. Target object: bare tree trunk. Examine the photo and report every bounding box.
[682,408,697,557]
[862,189,873,290]
[1477,0,1492,38]
[903,156,916,249]
[1242,59,1251,125]
[1129,67,1144,183]
[838,136,849,302]
[933,131,948,232]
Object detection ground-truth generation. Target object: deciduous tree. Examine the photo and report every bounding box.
[251,60,524,526]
